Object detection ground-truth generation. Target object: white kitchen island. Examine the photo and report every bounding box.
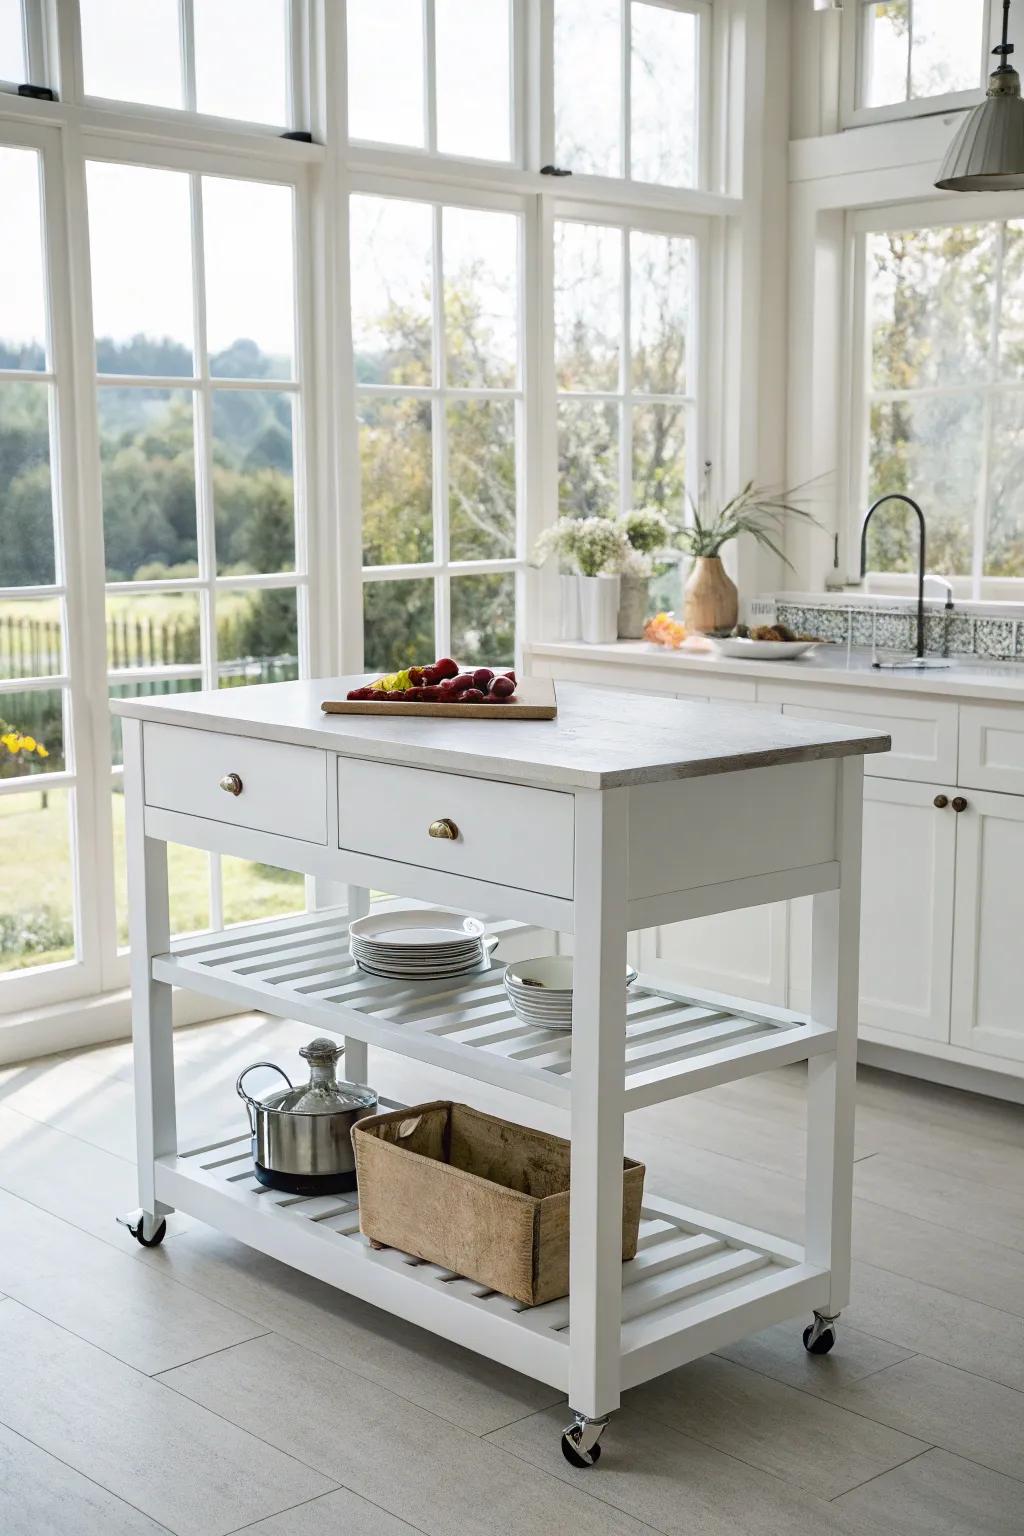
[113,679,888,1466]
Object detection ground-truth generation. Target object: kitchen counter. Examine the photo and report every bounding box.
[526,641,1024,705]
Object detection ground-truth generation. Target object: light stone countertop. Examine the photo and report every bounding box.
[527,640,1024,705]
[112,677,890,791]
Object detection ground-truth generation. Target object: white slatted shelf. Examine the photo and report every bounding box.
[155,1133,826,1394]
[154,908,835,1109]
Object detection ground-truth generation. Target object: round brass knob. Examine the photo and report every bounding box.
[933,794,949,809]
[952,796,968,813]
[219,772,243,796]
[428,817,458,840]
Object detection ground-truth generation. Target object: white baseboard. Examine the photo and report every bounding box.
[858,1039,1024,1105]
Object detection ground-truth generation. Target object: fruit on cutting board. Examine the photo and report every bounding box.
[347,659,518,704]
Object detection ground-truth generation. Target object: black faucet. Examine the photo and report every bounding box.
[859,494,927,659]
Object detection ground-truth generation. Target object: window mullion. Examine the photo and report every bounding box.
[620,0,631,182]
[424,0,438,154]
[180,0,198,113]
[432,201,450,652]
[620,224,631,516]
[905,0,914,104]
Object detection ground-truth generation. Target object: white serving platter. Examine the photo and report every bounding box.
[707,637,821,661]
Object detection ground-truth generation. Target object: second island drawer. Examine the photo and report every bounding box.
[337,758,575,898]
[143,722,328,844]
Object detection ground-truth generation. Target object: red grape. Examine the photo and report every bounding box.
[385,690,405,701]
[489,676,515,699]
[346,688,363,700]
[451,673,476,693]
[461,688,485,702]
[472,667,494,688]
[405,687,427,701]
[421,667,441,685]
[503,670,516,684]
[420,685,443,700]
[434,656,459,679]
[409,667,426,686]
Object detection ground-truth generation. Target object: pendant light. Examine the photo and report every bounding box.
[936,0,1024,190]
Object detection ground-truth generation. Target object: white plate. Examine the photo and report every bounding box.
[351,940,481,961]
[706,636,820,661]
[356,959,485,980]
[349,910,486,948]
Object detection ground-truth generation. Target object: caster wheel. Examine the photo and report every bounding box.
[561,1430,602,1469]
[129,1216,167,1248]
[803,1321,836,1355]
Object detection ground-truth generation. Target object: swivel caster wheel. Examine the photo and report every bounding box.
[802,1312,837,1355]
[117,1211,167,1248]
[560,1413,607,1468]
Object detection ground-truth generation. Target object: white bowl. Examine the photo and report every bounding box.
[504,957,638,994]
[707,636,820,661]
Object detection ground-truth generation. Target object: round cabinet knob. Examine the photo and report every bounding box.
[428,817,458,840]
[952,796,968,813]
[219,772,243,796]
[933,794,949,809]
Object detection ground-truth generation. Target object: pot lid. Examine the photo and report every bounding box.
[261,1036,376,1115]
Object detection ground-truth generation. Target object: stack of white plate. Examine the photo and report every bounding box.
[504,956,638,1031]
[349,910,491,980]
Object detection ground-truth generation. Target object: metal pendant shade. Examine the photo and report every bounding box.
[936,0,1024,190]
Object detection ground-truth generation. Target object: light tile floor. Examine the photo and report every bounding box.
[0,1014,1022,1536]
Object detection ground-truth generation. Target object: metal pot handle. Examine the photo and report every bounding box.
[236,1062,294,1135]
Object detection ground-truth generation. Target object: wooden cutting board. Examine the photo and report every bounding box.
[322,676,557,720]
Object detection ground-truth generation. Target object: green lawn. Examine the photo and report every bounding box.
[1,787,304,974]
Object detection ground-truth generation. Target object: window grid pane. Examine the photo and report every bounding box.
[859,0,986,110]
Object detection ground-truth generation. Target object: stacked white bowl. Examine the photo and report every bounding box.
[349,910,491,981]
[504,956,638,1031]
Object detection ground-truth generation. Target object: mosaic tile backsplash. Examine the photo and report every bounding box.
[775,601,1024,662]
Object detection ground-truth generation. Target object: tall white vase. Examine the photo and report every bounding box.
[558,572,581,641]
[578,573,620,643]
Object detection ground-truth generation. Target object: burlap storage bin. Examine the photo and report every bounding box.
[352,1101,646,1307]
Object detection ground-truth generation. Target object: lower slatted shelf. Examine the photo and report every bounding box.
[154,908,836,1109]
[155,1131,827,1394]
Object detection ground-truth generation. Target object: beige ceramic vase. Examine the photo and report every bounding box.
[683,556,738,634]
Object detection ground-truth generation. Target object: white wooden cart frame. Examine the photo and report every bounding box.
[120,707,868,1463]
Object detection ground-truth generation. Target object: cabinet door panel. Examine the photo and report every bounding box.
[951,789,1024,1063]
[757,683,957,783]
[643,903,789,1006]
[859,778,955,1041]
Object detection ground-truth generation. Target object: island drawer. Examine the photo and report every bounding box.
[337,758,575,898]
[756,683,956,783]
[143,722,328,844]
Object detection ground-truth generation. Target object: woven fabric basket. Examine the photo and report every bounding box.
[352,1100,645,1307]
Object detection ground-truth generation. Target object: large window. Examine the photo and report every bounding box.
[351,191,521,669]
[854,211,1024,594]
[555,215,696,521]
[846,0,992,122]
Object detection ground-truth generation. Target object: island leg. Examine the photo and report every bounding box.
[344,884,371,1083]
[565,788,629,1464]
[804,757,864,1348]
[120,717,176,1248]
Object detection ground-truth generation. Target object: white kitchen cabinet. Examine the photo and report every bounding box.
[639,901,789,1006]
[858,779,956,1043]
[950,788,1024,1064]
[758,683,958,784]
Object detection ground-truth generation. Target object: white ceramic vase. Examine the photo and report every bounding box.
[578,573,621,643]
[558,572,581,641]
[617,575,650,639]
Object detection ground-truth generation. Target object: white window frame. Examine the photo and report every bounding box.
[839,0,998,130]
[847,191,1024,603]
[0,9,324,1020]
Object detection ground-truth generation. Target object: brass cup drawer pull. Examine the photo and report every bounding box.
[934,794,949,809]
[220,772,244,796]
[428,817,459,841]
[952,796,968,813]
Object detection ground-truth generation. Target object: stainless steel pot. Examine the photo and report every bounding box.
[236,1036,377,1195]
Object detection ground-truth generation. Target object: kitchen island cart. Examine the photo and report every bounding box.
[114,680,888,1465]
